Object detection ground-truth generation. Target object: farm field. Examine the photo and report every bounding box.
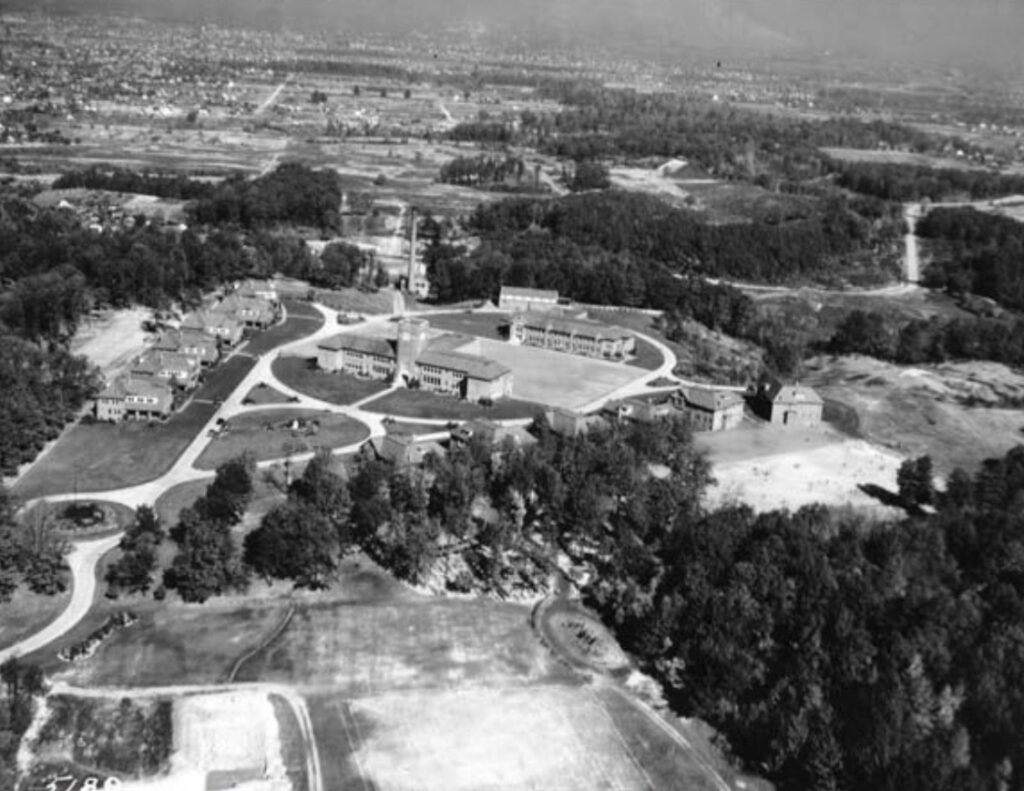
[195,409,370,470]
[15,401,218,499]
[468,339,644,410]
[362,389,545,421]
[272,356,391,405]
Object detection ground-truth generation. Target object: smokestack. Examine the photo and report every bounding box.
[406,206,417,292]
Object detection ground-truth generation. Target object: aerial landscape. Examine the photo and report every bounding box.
[3,1,1024,790]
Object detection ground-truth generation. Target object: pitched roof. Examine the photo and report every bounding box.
[318,333,396,358]
[154,328,217,353]
[131,350,198,375]
[513,310,633,342]
[220,294,275,317]
[98,375,173,402]
[500,286,560,301]
[416,350,511,381]
[766,382,824,406]
[183,309,242,332]
[681,387,745,412]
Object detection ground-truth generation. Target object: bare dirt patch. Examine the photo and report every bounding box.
[71,307,153,380]
[805,355,1024,474]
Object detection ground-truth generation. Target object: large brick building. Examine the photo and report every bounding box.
[676,387,746,432]
[316,318,513,402]
[498,286,560,312]
[757,381,824,426]
[505,310,636,360]
[95,376,173,422]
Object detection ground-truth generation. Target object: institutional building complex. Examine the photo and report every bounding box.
[504,310,636,360]
[317,318,513,402]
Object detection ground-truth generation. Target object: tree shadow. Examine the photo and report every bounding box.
[857,483,908,510]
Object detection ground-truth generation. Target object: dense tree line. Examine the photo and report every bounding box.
[0,335,99,476]
[188,162,342,233]
[105,506,165,597]
[0,200,314,341]
[448,121,516,145]
[522,83,969,182]
[587,445,1024,791]
[465,190,901,284]
[827,308,1024,370]
[438,154,537,191]
[311,241,388,290]
[0,487,69,602]
[52,166,218,200]
[833,160,1024,202]
[162,455,255,603]
[917,207,1024,311]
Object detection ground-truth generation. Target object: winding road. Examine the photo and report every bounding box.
[4,299,683,666]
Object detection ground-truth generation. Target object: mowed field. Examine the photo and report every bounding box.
[15,401,218,499]
[307,684,725,791]
[468,339,644,410]
[194,408,370,470]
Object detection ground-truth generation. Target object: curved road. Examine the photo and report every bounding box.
[0,533,121,664]
[6,300,683,664]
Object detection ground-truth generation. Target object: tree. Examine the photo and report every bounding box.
[290,449,352,541]
[105,506,164,596]
[201,454,256,526]
[163,507,246,603]
[898,456,935,508]
[569,160,611,192]
[244,502,338,589]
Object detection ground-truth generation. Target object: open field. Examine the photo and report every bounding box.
[362,389,545,421]
[0,586,72,652]
[423,310,508,340]
[821,146,989,170]
[235,597,569,693]
[702,421,905,515]
[308,683,724,791]
[312,287,400,316]
[805,354,1024,475]
[272,356,391,404]
[195,409,370,470]
[194,355,258,403]
[70,307,154,380]
[468,339,645,410]
[243,301,325,356]
[15,402,218,499]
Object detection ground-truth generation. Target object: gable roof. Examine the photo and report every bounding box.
[131,350,199,375]
[98,375,173,403]
[500,286,559,301]
[318,333,397,358]
[154,328,218,353]
[765,381,824,407]
[183,309,242,333]
[416,349,511,381]
[513,310,633,342]
[681,387,745,412]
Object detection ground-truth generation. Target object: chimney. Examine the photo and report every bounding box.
[406,206,417,291]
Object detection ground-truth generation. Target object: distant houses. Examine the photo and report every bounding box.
[182,309,244,347]
[153,328,219,367]
[129,350,200,390]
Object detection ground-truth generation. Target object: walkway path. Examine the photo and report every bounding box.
[7,300,681,661]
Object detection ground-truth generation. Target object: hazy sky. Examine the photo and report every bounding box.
[14,0,1024,68]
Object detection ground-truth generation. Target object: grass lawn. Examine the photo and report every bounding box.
[195,409,370,470]
[385,421,450,435]
[272,356,390,405]
[0,586,72,652]
[314,288,395,315]
[194,355,258,403]
[153,479,209,526]
[363,389,545,421]
[626,335,665,371]
[15,401,218,499]
[242,382,297,406]
[422,311,509,340]
[280,298,322,320]
[244,303,325,356]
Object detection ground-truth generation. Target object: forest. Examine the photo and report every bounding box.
[215,400,1024,791]
[52,166,218,200]
[187,162,343,232]
[833,160,1024,202]
[917,207,1024,311]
